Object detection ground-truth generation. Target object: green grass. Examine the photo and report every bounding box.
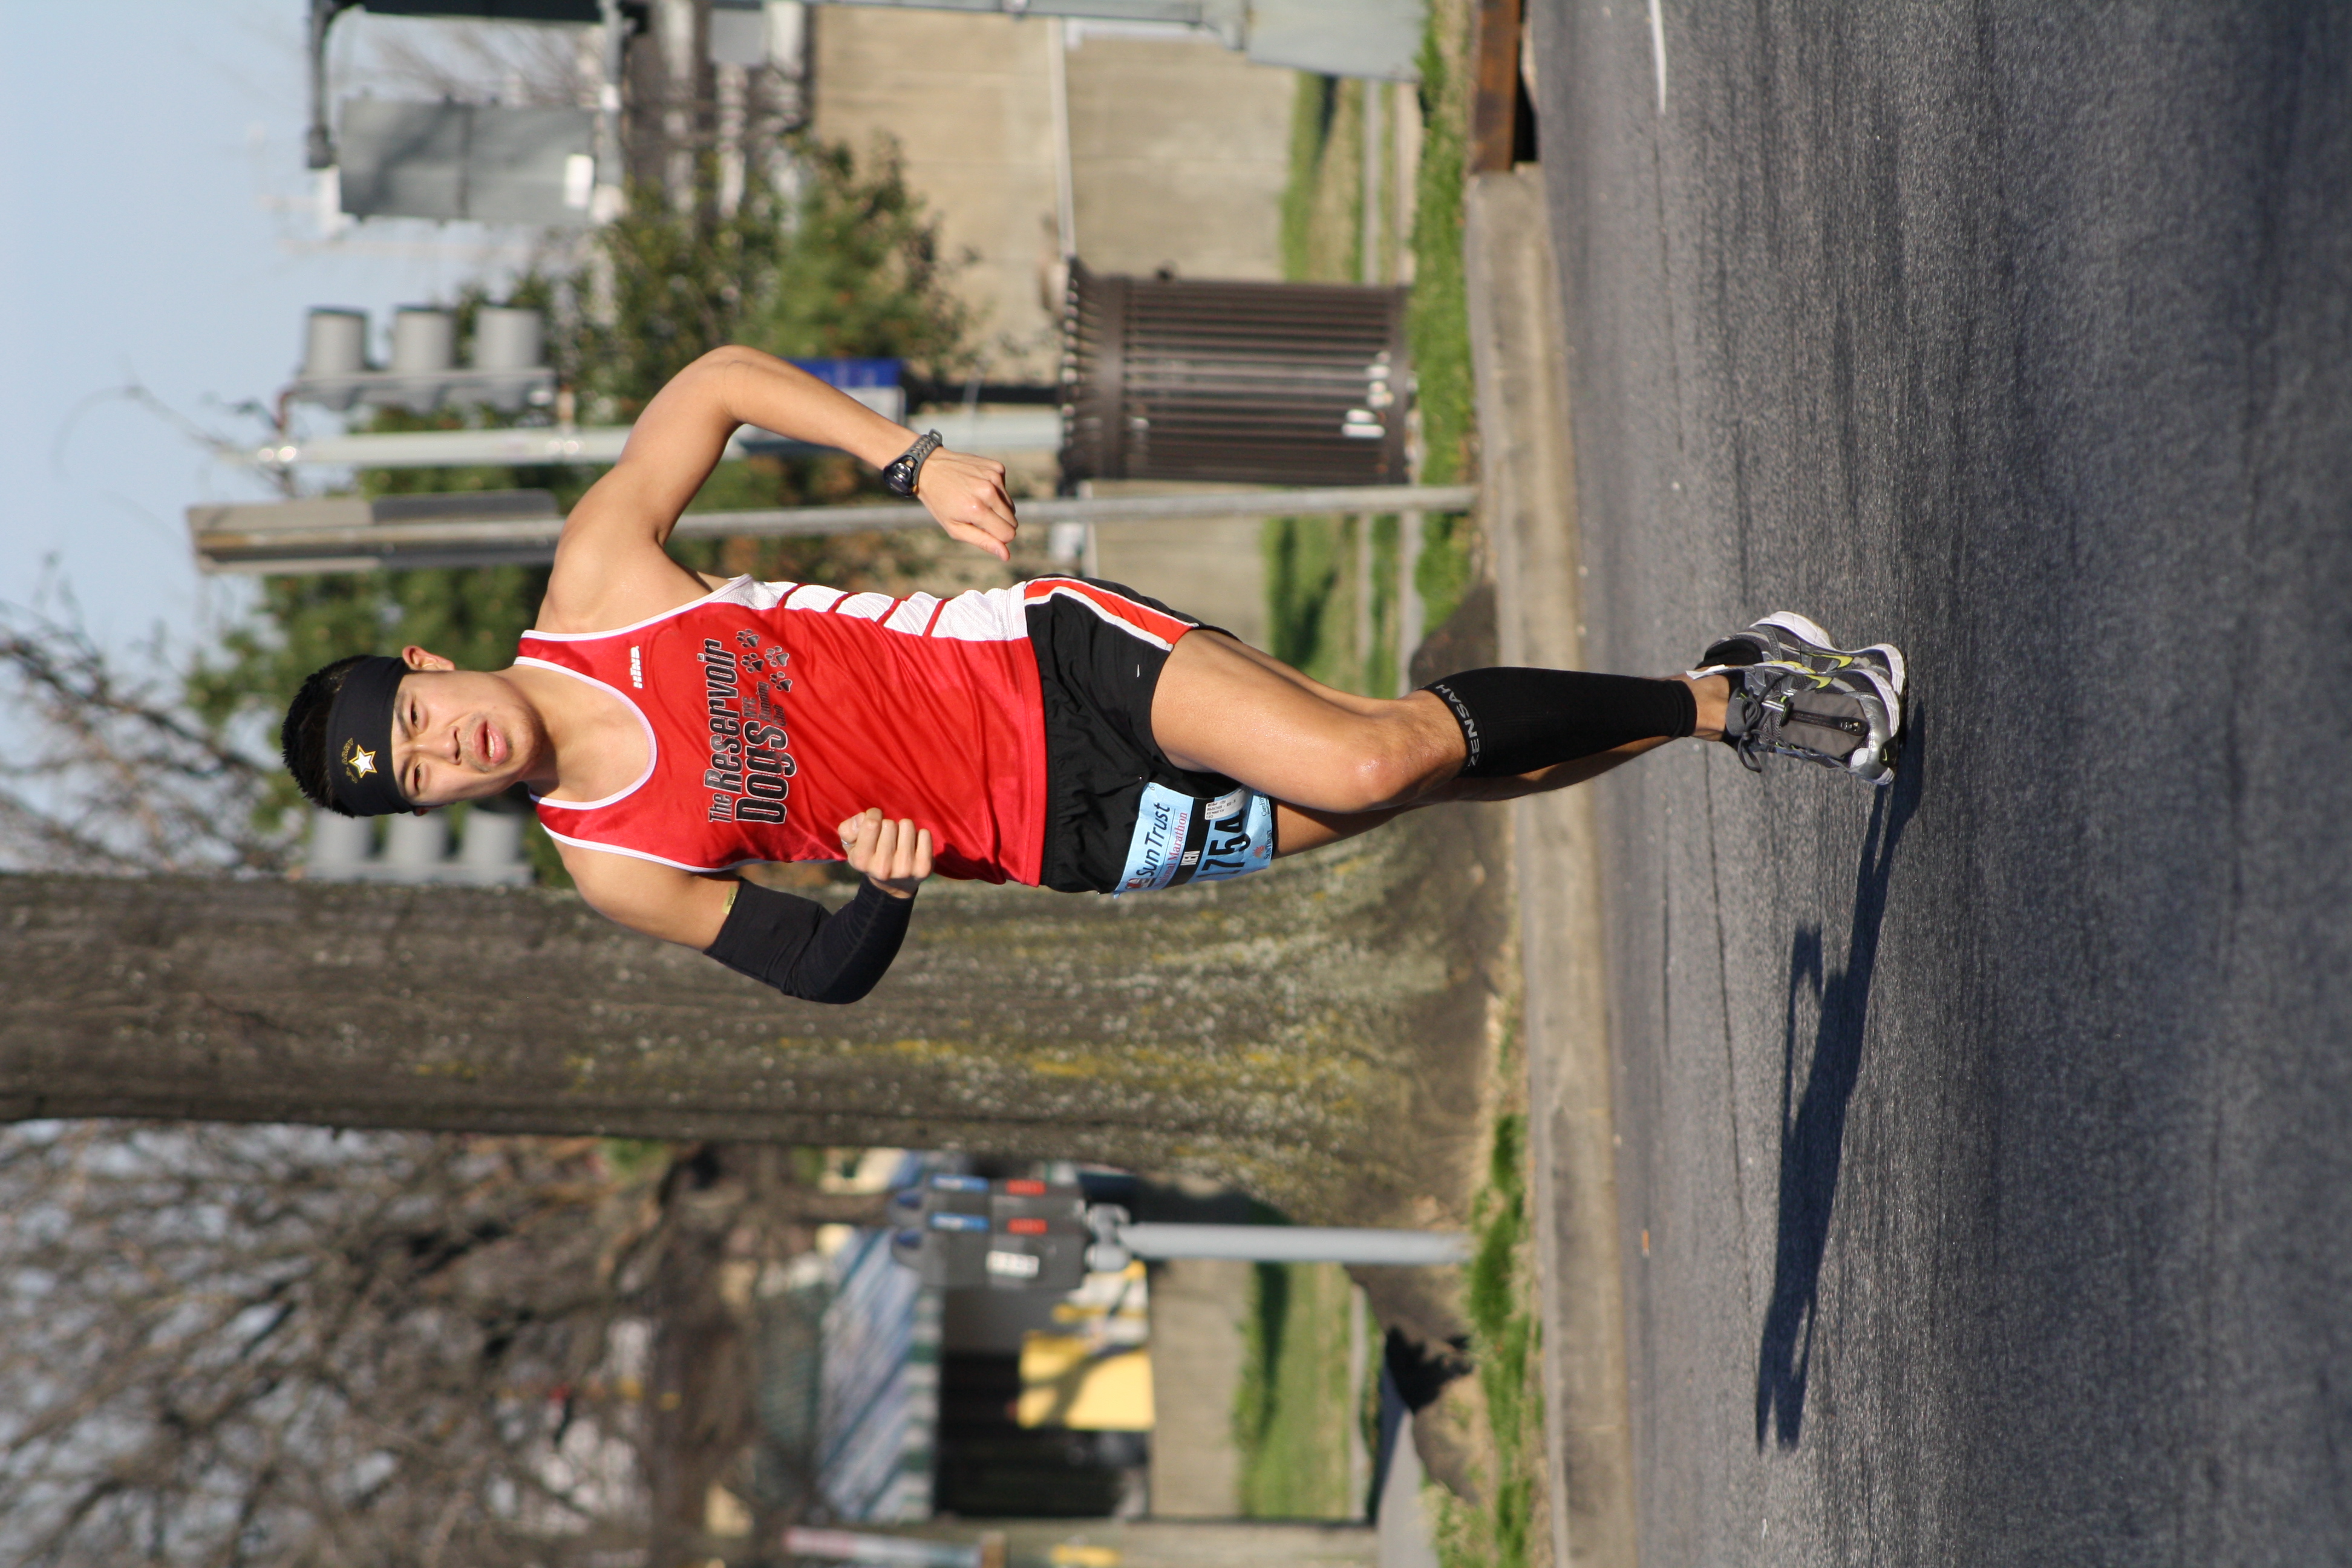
[1280,74,1339,282]
[1266,16,1476,690]
[1269,73,1372,693]
[1263,513,1343,676]
[1430,1109,1547,1568]
[1362,513,1401,698]
[1263,513,1406,696]
[1232,1261,1373,1518]
[1402,0,1477,645]
[1281,76,1369,285]
[1407,11,1474,493]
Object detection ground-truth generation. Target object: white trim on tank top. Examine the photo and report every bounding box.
[520,575,1029,645]
[512,655,660,811]
[520,575,787,642]
[534,821,765,877]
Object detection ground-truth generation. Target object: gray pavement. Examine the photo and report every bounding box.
[1526,4,2352,1561]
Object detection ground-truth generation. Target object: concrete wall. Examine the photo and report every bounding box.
[811,13,1296,381]
[1089,517,1272,651]
[1063,25,1295,283]
[1145,1256,1252,1517]
[811,9,1062,374]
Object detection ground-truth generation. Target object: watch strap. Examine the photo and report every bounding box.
[882,430,944,497]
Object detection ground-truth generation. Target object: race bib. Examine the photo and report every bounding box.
[1114,783,1276,895]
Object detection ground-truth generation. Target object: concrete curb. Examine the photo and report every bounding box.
[1465,167,1639,1568]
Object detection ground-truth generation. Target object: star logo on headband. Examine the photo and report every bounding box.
[341,739,379,780]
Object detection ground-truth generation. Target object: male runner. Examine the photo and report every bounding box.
[281,347,1904,1004]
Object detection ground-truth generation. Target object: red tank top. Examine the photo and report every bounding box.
[519,576,1047,884]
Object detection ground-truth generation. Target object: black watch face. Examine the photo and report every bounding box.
[885,434,938,497]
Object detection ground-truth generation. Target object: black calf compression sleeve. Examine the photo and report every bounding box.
[1423,667,1696,778]
[704,878,912,1005]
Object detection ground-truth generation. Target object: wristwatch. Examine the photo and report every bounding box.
[881,430,944,497]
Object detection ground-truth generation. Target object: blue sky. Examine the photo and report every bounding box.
[0,3,552,652]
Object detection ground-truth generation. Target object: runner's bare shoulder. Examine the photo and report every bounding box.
[536,353,748,635]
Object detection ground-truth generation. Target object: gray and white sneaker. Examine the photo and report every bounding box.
[1720,659,1904,786]
[1692,610,1907,699]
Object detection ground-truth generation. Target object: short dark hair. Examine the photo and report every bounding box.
[281,655,373,815]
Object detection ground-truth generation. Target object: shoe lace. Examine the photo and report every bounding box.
[1726,665,1849,773]
[1723,665,1786,772]
[1727,690,1769,772]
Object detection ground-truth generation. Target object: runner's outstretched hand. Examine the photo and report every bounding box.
[915,449,1019,561]
[840,809,934,899]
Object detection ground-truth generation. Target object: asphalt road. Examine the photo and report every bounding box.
[1528,5,2352,1561]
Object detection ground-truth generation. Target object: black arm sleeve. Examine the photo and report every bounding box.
[702,878,913,1005]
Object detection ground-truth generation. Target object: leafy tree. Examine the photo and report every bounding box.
[576,140,975,422]
[186,139,976,857]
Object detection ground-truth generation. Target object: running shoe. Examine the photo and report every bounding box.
[1720,659,1903,786]
[1691,610,1907,698]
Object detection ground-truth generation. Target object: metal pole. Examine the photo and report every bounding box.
[1353,85,1390,693]
[1361,78,1384,284]
[716,58,749,215]
[800,0,1207,19]
[782,1529,980,1568]
[1046,16,1077,261]
[592,0,628,226]
[1112,1223,1471,1268]
[656,0,699,211]
[189,483,1480,576]
[305,0,359,170]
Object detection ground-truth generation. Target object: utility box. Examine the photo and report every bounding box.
[338,100,598,227]
[343,2,606,18]
[708,0,770,65]
[1246,0,1426,80]
[1059,261,1412,489]
[888,1175,1093,1293]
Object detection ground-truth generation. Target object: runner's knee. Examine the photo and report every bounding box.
[1329,729,1441,812]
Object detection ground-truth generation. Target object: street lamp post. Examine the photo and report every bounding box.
[884,1175,1470,1293]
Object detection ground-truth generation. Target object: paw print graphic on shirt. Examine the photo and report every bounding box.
[735,630,761,651]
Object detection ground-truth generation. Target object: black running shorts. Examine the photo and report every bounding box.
[1025,577,1259,895]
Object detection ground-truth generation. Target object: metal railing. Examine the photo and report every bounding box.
[189,483,1477,575]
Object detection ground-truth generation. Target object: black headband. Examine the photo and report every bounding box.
[324,655,411,816]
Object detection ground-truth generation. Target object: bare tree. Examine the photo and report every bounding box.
[0,1123,656,1566]
[0,603,287,876]
[0,1120,887,1567]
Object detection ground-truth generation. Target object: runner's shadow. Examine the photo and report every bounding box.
[1753,713,1924,1448]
